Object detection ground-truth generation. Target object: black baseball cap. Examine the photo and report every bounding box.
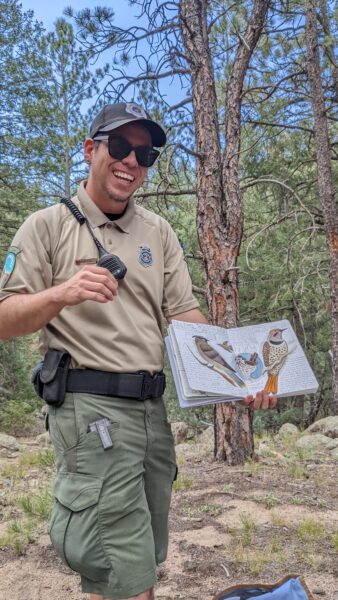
[90,102,166,147]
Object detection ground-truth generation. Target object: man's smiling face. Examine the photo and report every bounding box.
[84,122,151,213]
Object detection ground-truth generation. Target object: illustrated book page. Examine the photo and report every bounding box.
[167,319,318,408]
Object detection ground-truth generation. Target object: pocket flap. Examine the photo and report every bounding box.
[40,349,70,383]
[54,471,104,511]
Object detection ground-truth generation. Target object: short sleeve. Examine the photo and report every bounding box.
[0,211,53,301]
[161,221,199,318]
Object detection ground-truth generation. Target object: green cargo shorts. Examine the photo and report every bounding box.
[47,392,177,599]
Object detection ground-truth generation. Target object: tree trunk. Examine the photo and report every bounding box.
[180,0,269,463]
[305,1,338,414]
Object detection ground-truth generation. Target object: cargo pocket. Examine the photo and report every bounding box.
[49,471,111,582]
[67,422,120,476]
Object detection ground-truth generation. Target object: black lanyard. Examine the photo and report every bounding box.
[61,197,127,280]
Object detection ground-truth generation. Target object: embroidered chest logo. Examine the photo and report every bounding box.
[138,244,153,268]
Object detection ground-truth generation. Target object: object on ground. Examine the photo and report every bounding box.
[213,575,314,600]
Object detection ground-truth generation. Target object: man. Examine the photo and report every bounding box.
[0,102,276,600]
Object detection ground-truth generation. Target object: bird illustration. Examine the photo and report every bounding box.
[263,328,289,394]
[235,352,259,378]
[193,336,246,388]
[218,340,234,353]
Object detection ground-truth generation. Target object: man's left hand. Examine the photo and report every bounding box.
[242,390,277,410]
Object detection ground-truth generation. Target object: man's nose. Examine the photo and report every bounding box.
[122,149,138,167]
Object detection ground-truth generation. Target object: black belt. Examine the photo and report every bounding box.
[66,369,166,401]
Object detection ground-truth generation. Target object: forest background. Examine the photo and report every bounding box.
[0,0,337,451]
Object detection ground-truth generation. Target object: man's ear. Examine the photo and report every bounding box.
[84,138,95,163]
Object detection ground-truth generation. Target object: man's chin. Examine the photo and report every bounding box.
[106,189,131,204]
[113,195,130,203]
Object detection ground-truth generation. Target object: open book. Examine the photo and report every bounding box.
[165,319,319,408]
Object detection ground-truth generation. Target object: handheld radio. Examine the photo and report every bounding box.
[61,197,127,280]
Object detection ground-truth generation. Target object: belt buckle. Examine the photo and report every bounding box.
[140,372,156,401]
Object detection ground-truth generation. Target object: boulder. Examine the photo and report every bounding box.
[331,448,338,460]
[278,423,300,438]
[295,433,332,452]
[305,416,338,439]
[0,433,21,457]
[170,422,194,444]
[326,438,338,450]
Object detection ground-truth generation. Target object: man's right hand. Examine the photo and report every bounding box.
[54,266,119,307]
[0,266,119,340]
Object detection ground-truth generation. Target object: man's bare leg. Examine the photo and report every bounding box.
[89,587,154,600]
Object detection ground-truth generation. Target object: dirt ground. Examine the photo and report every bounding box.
[0,434,337,600]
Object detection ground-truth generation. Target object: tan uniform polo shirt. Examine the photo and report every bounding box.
[0,181,198,372]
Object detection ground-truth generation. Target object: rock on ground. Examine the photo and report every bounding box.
[326,438,338,450]
[295,433,333,452]
[331,447,338,460]
[305,416,338,438]
[0,433,21,457]
[278,423,300,438]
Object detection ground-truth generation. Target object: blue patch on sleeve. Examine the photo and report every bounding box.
[4,251,16,275]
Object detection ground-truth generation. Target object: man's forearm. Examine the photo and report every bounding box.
[0,289,66,340]
[167,308,208,324]
[0,266,119,340]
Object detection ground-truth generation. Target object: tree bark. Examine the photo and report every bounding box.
[305,1,338,414]
[180,0,269,463]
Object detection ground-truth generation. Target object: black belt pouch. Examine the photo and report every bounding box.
[32,349,71,407]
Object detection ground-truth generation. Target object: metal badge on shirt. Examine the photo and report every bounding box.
[138,244,153,268]
[0,246,21,288]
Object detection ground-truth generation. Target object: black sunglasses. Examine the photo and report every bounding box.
[93,134,160,167]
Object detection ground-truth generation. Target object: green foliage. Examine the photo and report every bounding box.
[239,513,258,546]
[198,503,223,516]
[20,449,56,468]
[270,512,286,527]
[0,520,35,555]
[172,473,194,492]
[18,489,53,520]
[1,463,28,479]
[297,518,326,541]
[263,492,280,509]
[223,483,235,493]
[0,399,37,436]
[288,462,307,480]
[0,335,41,435]
[244,458,262,476]
[180,503,222,517]
[253,406,304,434]
[332,532,338,551]
[290,496,306,506]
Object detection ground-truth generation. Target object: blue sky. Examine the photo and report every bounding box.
[19,0,179,105]
[20,0,139,31]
